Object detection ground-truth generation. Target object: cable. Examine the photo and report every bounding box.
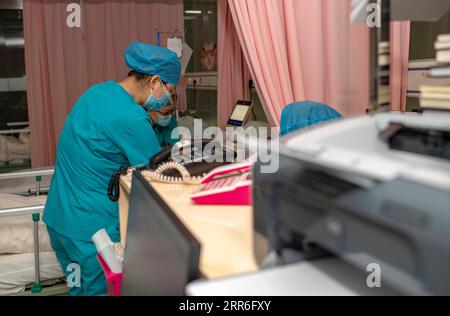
[108,162,204,202]
[107,167,128,202]
[141,161,205,185]
[248,79,257,121]
[108,160,206,202]
[193,79,198,116]
[251,108,257,121]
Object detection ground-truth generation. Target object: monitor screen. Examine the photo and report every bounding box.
[121,171,201,296]
[228,101,251,126]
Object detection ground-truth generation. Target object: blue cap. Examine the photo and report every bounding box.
[124,42,181,86]
[280,101,343,136]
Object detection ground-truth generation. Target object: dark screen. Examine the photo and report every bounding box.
[121,171,201,296]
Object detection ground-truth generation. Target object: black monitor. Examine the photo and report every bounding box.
[121,171,201,296]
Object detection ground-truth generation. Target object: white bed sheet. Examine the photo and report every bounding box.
[0,252,65,295]
[0,176,65,295]
[0,193,53,254]
[0,133,30,162]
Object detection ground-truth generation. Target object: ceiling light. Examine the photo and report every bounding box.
[185,10,202,14]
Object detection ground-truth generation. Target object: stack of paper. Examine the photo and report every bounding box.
[419,86,450,109]
[421,34,450,110]
[435,34,450,64]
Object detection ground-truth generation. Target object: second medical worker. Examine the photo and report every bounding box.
[43,42,181,296]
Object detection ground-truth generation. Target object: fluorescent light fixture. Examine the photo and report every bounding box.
[185,10,202,14]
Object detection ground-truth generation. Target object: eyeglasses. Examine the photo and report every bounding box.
[158,106,178,116]
[153,84,178,116]
[170,91,178,105]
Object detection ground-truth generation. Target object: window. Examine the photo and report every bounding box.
[184,0,218,127]
[410,11,450,60]
[183,0,268,127]
[407,11,450,110]
[0,6,30,171]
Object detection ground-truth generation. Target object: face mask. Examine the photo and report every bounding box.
[155,113,173,127]
[144,81,170,111]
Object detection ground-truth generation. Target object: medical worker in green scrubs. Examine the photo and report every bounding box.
[43,42,181,296]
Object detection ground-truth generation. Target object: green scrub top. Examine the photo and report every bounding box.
[153,116,180,148]
[43,81,162,242]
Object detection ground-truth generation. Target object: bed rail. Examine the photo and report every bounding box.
[0,168,54,199]
[0,168,55,293]
[6,122,29,128]
[0,128,30,135]
[0,168,54,180]
[0,204,45,293]
[0,205,44,218]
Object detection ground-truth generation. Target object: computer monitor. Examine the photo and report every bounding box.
[227,100,252,127]
[121,171,201,296]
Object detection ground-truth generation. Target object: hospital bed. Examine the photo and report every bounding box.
[0,122,32,173]
[0,169,66,295]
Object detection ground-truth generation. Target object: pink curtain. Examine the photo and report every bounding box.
[228,0,370,126]
[391,21,411,112]
[23,0,184,167]
[217,0,251,128]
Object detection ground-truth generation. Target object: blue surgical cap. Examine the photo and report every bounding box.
[280,101,343,136]
[124,42,181,86]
